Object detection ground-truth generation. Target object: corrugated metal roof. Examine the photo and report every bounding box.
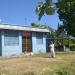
[0,24,49,32]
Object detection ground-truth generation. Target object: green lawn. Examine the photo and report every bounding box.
[0,51,75,75]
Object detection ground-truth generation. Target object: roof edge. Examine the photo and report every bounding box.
[0,24,49,32]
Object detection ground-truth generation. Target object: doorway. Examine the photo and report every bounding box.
[22,32,32,53]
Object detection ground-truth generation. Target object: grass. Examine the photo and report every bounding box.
[0,51,75,75]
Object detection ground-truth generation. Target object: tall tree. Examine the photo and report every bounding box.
[36,0,55,20]
[57,0,75,37]
[36,0,75,37]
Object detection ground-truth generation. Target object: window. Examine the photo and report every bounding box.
[4,31,19,46]
[36,33,43,44]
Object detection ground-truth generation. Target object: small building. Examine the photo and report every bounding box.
[0,24,50,56]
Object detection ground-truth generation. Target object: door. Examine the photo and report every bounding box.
[22,32,32,53]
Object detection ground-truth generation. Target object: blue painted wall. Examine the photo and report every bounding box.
[2,30,22,56]
[32,32,46,53]
[0,31,2,56]
[0,30,47,56]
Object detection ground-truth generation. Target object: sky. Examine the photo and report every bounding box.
[0,0,60,29]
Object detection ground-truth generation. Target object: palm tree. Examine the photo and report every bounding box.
[36,0,55,20]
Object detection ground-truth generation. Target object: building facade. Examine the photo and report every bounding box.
[0,24,49,56]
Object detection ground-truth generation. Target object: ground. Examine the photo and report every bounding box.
[0,51,75,75]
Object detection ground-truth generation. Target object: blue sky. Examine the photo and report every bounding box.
[0,0,60,29]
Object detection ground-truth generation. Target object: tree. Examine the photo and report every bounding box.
[57,0,75,37]
[31,22,54,34]
[36,0,55,20]
[36,0,75,37]
[56,24,67,46]
[31,23,40,28]
[56,24,65,36]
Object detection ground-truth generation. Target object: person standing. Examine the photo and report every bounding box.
[49,41,55,58]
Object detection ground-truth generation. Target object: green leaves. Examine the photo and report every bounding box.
[38,2,43,5]
[36,0,55,20]
[57,0,75,37]
[36,5,42,14]
[45,0,52,4]
[36,0,75,37]
[45,6,55,15]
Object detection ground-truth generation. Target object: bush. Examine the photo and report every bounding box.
[70,45,75,51]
